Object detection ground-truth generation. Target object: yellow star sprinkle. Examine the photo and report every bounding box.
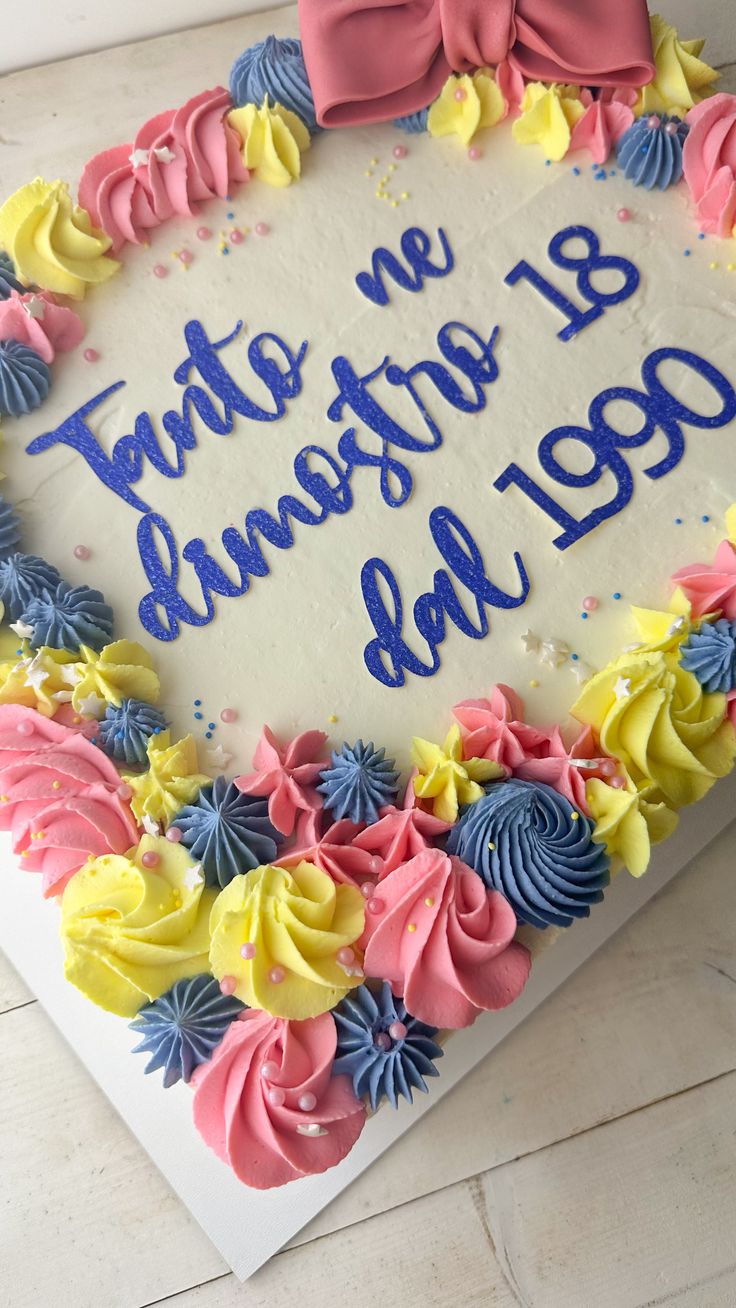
[411,723,504,824]
[124,731,210,828]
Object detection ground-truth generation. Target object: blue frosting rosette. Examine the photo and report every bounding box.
[447,777,610,929]
[130,973,245,1087]
[333,982,442,1110]
[230,35,318,133]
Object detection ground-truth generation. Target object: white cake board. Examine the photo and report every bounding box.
[2,773,734,1281]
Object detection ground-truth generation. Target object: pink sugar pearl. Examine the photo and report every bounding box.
[178,249,194,265]
[468,145,482,161]
[261,1060,279,1081]
[582,596,599,613]
[230,229,245,244]
[367,897,385,915]
[240,942,256,960]
[369,855,382,876]
[646,115,660,129]
[336,946,355,966]
[617,207,632,223]
[141,850,160,869]
[255,221,270,236]
[268,1086,286,1108]
[16,720,34,737]
[388,1020,407,1041]
[374,1031,392,1051]
[196,226,212,240]
[117,783,133,800]
[665,121,679,136]
[220,707,238,724]
[153,264,169,278]
[74,544,91,561]
[393,144,408,160]
[83,348,99,363]
[360,882,374,899]
[298,1092,317,1112]
[219,975,237,996]
[165,826,182,843]
[454,87,467,102]
[269,966,286,985]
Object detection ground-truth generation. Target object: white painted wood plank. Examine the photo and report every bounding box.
[143,1073,736,1308]
[481,1071,736,1308]
[0,951,32,1012]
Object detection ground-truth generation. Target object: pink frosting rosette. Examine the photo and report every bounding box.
[683,93,736,238]
[0,291,84,363]
[515,724,618,814]
[352,776,450,875]
[276,813,383,891]
[192,1008,365,1189]
[78,144,159,253]
[0,706,138,896]
[453,683,548,769]
[569,98,634,165]
[362,848,531,1029]
[672,538,736,619]
[236,725,328,839]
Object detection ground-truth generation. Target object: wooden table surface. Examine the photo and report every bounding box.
[1,18,735,1307]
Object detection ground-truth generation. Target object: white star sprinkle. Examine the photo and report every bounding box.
[153,145,176,164]
[59,663,83,687]
[9,620,34,640]
[614,676,632,700]
[541,638,569,668]
[570,660,594,685]
[520,629,541,655]
[21,652,49,692]
[129,148,150,168]
[76,691,106,719]
[338,962,365,980]
[296,1123,329,1137]
[141,814,160,837]
[52,689,74,703]
[183,863,204,891]
[22,295,46,321]
[205,744,232,772]
[667,616,686,636]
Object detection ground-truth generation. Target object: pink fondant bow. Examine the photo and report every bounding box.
[298,0,655,128]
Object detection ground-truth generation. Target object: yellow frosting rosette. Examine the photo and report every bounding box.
[60,836,217,1017]
[512,83,587,162]
[209,861,365,1019]
[586,775,679,878]
[571,647,736,811]
[125,731,209,829]
[411,723,504,823]
[635,14,718,117]
[428,71,506,146]
[0,644,78,716]
[0,178,119,298]
[228,100,310,187]
[70,639,161,713]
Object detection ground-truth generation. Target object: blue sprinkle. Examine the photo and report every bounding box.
[581,612,589,620]
[15,648,21,656]
[194,711,203,720]
[205,731,213,739]
[571,653,579,661]
[194,699,202,706]
[612,592,622,601]
[226,211,235,219]
[154,725,162,734]
[684,249,691,256]
[91,738,98,746]
[702,514,710,523]
[545,159,551,167]
[675,517,683,524]
[208,722,216,730]
[698,232,705,240]
[595,169,606,180]
[609,169,617,176]
[223,247,230,255]
[225,195,232,202]
[572,166,581,176]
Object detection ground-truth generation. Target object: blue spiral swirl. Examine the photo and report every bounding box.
[446,778,610,929]
[229,35,318,133]
[22,580,114,652]
[0,340,50,418]
[0,553,61,623]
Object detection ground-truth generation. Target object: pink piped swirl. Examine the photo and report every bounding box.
[0,291,85,364]
[453,683,548,770]
[569,98,634,165]
[79,144,159,253]
[276,813,382,891]
[236,725,329,839]
[515,724,617,815]
[672,538,736,619]
[0,706,138,897]
[191,1009,365,1189]
[683,93,736,238]
[79,87,247,251]
[362,848,531,1029]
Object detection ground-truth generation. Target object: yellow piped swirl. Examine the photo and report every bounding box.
[428,71,506,146]
[60,836,217,1017]
[209,861,365,1019]
[512,83,587,162]
[228,100,310,187]
[572,647,736,811]
[636,14,718,118]
[0,178,119,299]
